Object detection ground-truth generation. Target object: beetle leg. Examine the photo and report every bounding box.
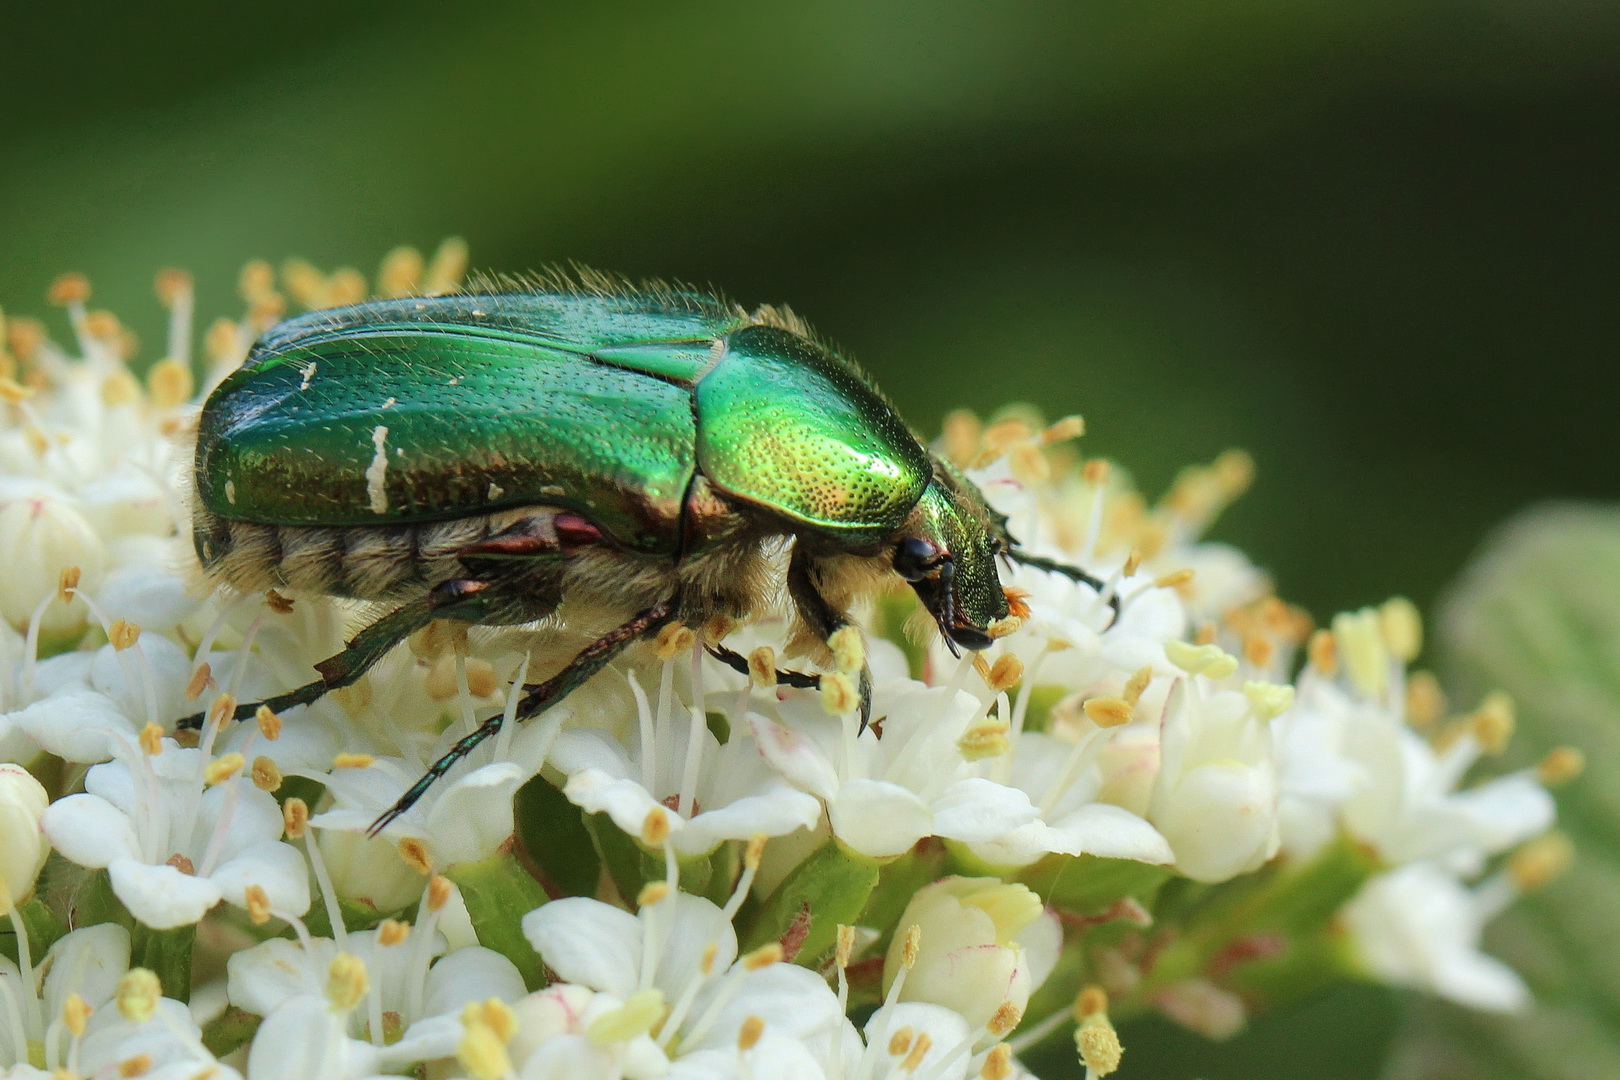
[702,642,821,690]
[176,578,491,730]
[786,547,874,732]
[1005,550,1121,628]
[367,598,676,835]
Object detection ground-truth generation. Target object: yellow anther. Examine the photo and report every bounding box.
[1194,622,1216,646]
[0,377,34,404]
[146,358,194,411]
[138,721,163,757]
[829,625,866,674]
[941,408,982,466]
[255,704,282,741]
[1538,747,1585,786]
[819,672,859,715]
[378,246,425,299]
[61,992,91,1036]
[986,654,1024,693]
[1470,692,1515,754]
[263,589,295,614]
[118,1051,153,1077]
[836,924,856,969]
[1008,441,1049,484]
[981,1044,1013,1080]
[427,875,453,911]
[887,1026,915,1056]
[204,318,239,363]
[457,1017,512,1080]
[585,988,665,1045]
[987,1001,1023,1037]
[108,619,141,651]
[57,566,81,603]
[282,797,309,840]
[1083,458,1110,486]
[425,237,470,295]
[377,918,411,947]
[1379,596,1423,663]
[1333,609,1388,699]
[1243,681,1295,721]
[958,719,1012,761]
[1307,629,1338,675]
[1243,634,1275,668]
[1123,666,1153,706]
[1508,832,1574,892]
[49,272,91,305]
[101,368,140,408]
[250,755,282,793]
[1083,697,1134,728]
[1075,986,1109,1019]
[1212,448,1255,498]
[326,953,368,1012]
[1405,671,1446,727]
[333,677,373,715]
[700,941,719,976]
[244,884,272,926]
[1121,549,1142,578]
[901,924,922,968]
[653,622,696,660]
[1164,640,1234,677]
[641,807,671,847]
[901,1031,933,1072]
[331,753,374,769]
[744,833,767,870]
[154,268,193,307]
[742,943,783,970]
[238,260,276,303]
[184,664,212,702]
[737,1014,766,1051]
[1076,1017,1123,1076]
[1003,587,1032,621]
[637,881,671,908]
[1153,568,1196,591]
[115,969,161,1022]
[399,839,433,875]
[1042,414,1085,444]
[205,693,238,731]
[203,752,245,786]
[747,646,777,689]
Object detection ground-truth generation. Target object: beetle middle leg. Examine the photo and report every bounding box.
[787,545,874,730]
[367,598,676,835]
[177,577,497,729]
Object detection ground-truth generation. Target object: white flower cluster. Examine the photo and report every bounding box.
[0,250,1579,1080]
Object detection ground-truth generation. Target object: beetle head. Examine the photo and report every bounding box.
[893,466,1012,654]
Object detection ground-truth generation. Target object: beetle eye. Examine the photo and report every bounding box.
[894,537,943,581]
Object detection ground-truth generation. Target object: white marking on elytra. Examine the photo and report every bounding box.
[298,361,317,390]
[488,482,505,500]
[447,376,461,385]
[382,396,397,409]
[365,425,390,514]
[225,480,237,505]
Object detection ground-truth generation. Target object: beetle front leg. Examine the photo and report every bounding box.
[786,547,874,731]
[176,578,492,730]
[367,598,676,835]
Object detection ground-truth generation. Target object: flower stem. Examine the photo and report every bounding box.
[446,848,550,990]
[131,923,196,1003]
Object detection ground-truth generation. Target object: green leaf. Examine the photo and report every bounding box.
[131,923,196,1003]
[741,839,879,966]
[1385,505,1620,1078]
[445,849,550,990]
[516,775,600,898]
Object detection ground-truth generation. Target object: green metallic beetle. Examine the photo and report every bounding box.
[186,274,1107,828]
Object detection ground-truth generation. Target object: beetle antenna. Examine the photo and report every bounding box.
[1006,550,1121,628]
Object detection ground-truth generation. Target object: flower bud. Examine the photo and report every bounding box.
[0,763,49,912]
[882,877,1047,1029]
[316,828,426,915]
[0,489,108,637]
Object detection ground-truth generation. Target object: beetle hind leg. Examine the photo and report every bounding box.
[367,598,676,835]
[176,578,494,730]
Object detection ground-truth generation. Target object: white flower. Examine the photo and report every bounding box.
[1147,675,1281,883]
[550,654,822,858]
[228,928,524,1068]
[1341,862,1528,1012]
[881,877,1060,1033]
[751,679,1037,859]
[0,485,108,640]
[41,736,309,928]
[0,764,48,910]
[0,923,234,1078]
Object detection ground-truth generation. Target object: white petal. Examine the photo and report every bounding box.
[209,840,311,917]
[677,785,822,855]
[422,762,526,865]
[40,793,140,869]
[827,780,931,859]
[1047,803,1175,863]
[423,945,527,1015]
[562,768,664,839]
[247,995,381,1080]
[10,689,136,763]
[865,1002,971,1073]
[110,858,224,928]
[40,923,130,1014]
[930,778,1038,843]
[652,894,737,1004]
[226,937,329,1017]
[748,714,841,802]
[522,898,642,997]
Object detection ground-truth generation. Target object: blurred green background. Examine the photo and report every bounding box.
[4,2,1616,1075]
